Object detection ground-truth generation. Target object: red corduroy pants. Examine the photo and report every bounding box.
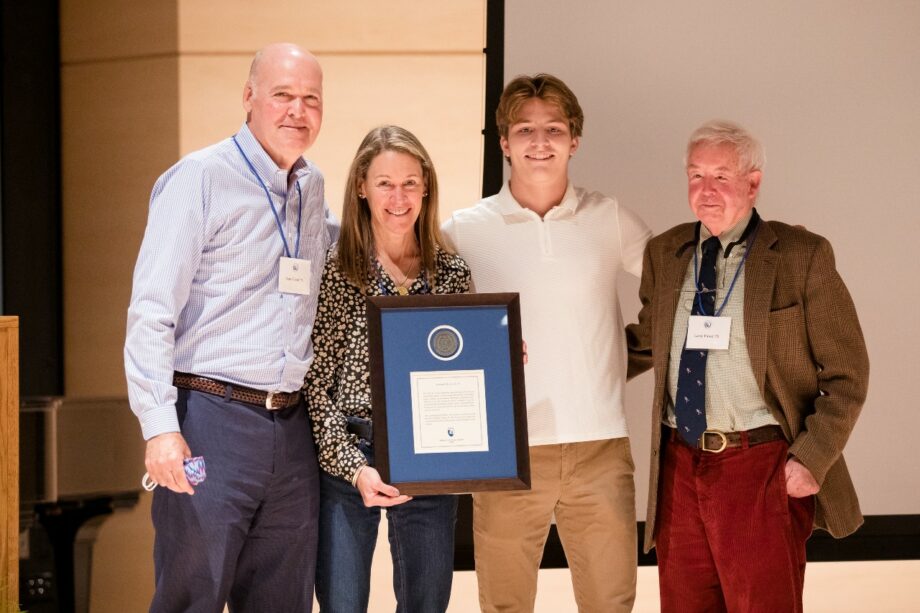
[655,432,815,613]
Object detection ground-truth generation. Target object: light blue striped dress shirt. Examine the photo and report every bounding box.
[125,123,337,440]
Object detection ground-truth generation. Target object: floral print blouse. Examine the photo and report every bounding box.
[305,244,471,483]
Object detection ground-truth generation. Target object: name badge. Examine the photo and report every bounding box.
[278,257,311,295]
[686,315,731,350]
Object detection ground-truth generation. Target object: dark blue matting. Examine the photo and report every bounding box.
[379,305,519,483]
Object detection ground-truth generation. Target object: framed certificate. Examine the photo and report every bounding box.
[366,293,530,495]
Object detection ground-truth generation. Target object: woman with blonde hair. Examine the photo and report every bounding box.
[306,125,470,612]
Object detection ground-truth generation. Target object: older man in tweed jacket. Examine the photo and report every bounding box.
[626,120,869,613]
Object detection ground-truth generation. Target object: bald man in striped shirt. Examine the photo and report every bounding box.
[125,43,337,612]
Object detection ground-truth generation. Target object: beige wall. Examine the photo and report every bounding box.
[59,2,485,610]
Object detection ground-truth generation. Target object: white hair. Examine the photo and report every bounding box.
[686,119,765,173]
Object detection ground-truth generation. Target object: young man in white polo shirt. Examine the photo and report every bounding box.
[442,74,652,612]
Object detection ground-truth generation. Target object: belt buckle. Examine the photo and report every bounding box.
[700,430,728,453]
[265,391,279,410]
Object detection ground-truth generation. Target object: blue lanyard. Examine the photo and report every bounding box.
[692,222,759,317]
[232,135,302,259]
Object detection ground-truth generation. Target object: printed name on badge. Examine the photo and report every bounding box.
[279,257,311,295]
[686,315,731,350]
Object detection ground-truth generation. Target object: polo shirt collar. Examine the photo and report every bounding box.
[494,181,579,219]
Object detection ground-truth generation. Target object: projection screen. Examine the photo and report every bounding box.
[500,0,920,521]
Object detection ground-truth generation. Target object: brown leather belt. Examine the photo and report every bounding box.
[173,372,301,410]
[669,424,786,453]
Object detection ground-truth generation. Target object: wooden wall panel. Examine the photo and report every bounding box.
[61,0,178,63]
[309,54,485,219]
[178,0,484,53]
[61,58,180,397]
[177,54,251,154]
[179,53,484,220]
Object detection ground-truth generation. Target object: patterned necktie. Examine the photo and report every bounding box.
[675,236,722,445]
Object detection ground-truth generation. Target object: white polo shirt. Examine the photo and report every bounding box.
[442,183,651,445]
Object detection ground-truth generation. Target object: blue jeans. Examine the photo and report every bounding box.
[315,447,457,613]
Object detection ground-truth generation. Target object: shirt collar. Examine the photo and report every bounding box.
[494,181,579,220]
[699,209,759,257]
[235,123,311,196]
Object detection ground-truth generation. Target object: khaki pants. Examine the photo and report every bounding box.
[473,438,637,613]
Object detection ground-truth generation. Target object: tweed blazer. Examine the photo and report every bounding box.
[626,216,869,553]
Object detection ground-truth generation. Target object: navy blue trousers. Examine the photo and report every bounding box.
[150,389,319,613]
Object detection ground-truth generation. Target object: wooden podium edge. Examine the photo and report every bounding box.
[0,316,19,610]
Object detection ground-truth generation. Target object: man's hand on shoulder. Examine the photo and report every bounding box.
[145,432,195,495]
[785,457,820,498]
